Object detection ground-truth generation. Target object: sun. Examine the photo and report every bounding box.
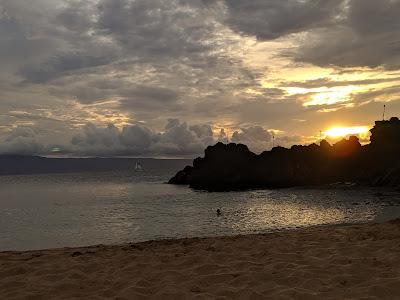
[324,126,370,138]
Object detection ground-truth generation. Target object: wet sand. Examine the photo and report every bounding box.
[1,220,400,299]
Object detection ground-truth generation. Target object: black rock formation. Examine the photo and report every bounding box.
[169,118,400,191]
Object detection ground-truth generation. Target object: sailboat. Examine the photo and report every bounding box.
[134,161,144,172]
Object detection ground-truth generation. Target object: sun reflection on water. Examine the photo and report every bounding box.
[228,190,378,233]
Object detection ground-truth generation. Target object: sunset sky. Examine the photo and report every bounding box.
[1,0,400,157]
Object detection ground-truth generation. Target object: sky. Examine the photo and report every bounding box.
[1,0,400,157]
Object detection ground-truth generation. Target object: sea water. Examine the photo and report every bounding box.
[1,160,400,251]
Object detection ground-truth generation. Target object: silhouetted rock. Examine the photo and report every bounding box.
[370,117,400,148]
[169,119,400,191]
[332,136,361,158]
[181,142,258,191]
[168,166,193,185]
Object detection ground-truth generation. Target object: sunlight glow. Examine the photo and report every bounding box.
[253,38,400,112]
[304,89,353,106]
[324,126,370,138]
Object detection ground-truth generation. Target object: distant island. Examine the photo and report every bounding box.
[0,156,191,176]
[169,118,400,191]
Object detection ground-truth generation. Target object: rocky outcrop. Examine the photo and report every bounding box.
[169,119,400,191]
[170,143,258,191]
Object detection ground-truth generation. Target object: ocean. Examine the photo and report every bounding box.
[1,158,400,251]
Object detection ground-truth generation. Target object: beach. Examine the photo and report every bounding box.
[1,220,400,299]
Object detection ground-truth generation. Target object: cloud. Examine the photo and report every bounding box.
[0,16,54,74]
[17,0,226,84]
[2,0,257,122]
[96,0,218,57]
[119,86,180,110]
[227,98,305,128]
[293,0,400,69]
[1,0,399,158]
[0,0,265,118]
[275,135,304,148]
[69,121,309,156]
[281,77,400,89]
[20,52,115,84]
[0,127,44,155]
[190,124,213,139]
[0,119,306,156]
[351,85,400,103]
[231,126,272,153]
[216,128,229,143]
[55,0,95,32]
[220,0,400,70]
[70,119,217,157]
[223,0,343,40]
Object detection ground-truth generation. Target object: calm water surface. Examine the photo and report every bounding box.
[1,162,400,251]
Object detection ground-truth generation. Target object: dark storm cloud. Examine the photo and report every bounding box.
[19,53,114,84]
[0,0,118,84]
[119,86,180,108]
[348,0,400,36]
[221,0,400,70]
[55,1,95,32]
[96,0,218,58]
[118,86,185,116]
[0,17,54,72]
[294,0,400,69]
[223,0,344,40]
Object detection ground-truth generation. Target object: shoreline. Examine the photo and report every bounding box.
[0,217,389,254]
[2,220,400,299]
[0,218,384,254]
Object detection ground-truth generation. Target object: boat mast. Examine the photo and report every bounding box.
[383,104,386,121]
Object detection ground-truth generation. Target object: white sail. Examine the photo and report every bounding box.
[135,161,144,172]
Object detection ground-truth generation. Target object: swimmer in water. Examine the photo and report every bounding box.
[216,208,221,216]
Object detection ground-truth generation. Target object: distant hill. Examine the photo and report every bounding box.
[169,118,400,191]
[0,155,191,176]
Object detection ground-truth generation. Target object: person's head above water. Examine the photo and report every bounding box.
[216,208,221,215]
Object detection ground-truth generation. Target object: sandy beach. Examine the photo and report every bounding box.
[1,220,400,299]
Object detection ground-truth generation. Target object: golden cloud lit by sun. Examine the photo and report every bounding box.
[254,37,400,111]
[324,126,370,138]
